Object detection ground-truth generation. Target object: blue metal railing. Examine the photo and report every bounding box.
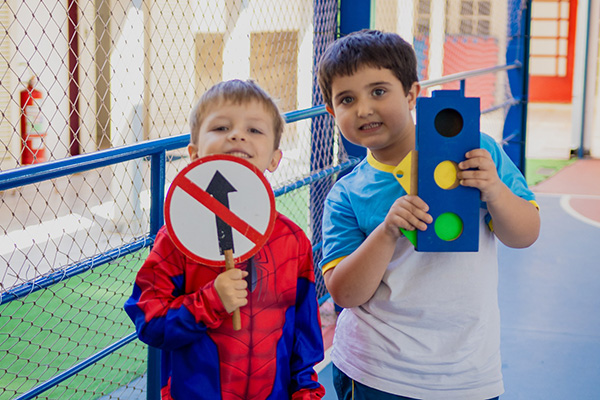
[5,104,347,400]
[12,333,139,400]
[3,62,524,400]
[0,135,188,192]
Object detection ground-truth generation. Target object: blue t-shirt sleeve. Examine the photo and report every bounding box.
[480,133,535,202]
[319,181,367,271]
[480,133,537,230]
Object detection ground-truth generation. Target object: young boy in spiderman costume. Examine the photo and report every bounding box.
[125,79,325,400]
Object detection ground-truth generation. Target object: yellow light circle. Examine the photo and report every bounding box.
[434,160,459,190]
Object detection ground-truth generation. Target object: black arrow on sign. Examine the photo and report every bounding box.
[206,170,237,255]
[205,169,242,330]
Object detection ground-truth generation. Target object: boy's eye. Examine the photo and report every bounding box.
[340,96,353,105]
[249,128,263,134]
[214,126,228,132]
[372,88,386,97]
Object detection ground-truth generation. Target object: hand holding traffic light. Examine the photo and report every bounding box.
[458,148,502,203]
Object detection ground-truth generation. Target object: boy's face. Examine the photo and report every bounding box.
[328,66,420,165]
[187,100,282,173]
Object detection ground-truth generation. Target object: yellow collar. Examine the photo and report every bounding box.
[366,151,396,173]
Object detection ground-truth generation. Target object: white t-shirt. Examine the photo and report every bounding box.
[319,134,536,399]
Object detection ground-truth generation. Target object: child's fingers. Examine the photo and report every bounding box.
[233,277,248,290]
[235,298,248,309]
[459,157,489,171]
[403,195,430,212]
[390,196,432,231]
[458,149,498,189]
[460,149,493,169]
[224,269,248,291]
[222,268,248,282]
[214,269,249,313]
[392,212,429,231]
[464,148,491,160]
[457,168,487,181]
[459,158,498,187]
[230,287,248,305]
[215,268,248,302]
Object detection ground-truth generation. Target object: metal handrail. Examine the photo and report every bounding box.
[0,236,153,305]
[0,134,189,192]
[420,62,520,88]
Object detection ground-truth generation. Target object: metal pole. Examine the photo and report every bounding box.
[502,0,531,174]
[310,0,338,253]
[146,151,166,400]
[576,0,596,158]
[337,0,371,161]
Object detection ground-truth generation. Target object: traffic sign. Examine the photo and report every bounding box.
[165,154,276,267]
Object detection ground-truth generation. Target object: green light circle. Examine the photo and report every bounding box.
[434,212,463,241]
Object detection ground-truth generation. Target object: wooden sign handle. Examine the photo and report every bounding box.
[224,249,241,331]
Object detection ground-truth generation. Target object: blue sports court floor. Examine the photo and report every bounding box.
[317,159,600,399]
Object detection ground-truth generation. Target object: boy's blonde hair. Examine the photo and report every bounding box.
[317,29,419,108]
[189,79,285,149]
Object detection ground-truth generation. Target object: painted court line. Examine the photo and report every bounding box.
[560,195,600,229]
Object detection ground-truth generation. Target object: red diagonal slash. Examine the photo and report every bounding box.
[178,175,264,245]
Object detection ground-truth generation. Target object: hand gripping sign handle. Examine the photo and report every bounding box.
[223,249,242,330]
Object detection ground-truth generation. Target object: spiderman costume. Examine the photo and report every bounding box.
[125,213,325,400]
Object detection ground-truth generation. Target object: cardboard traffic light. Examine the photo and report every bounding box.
[395,90,480,252]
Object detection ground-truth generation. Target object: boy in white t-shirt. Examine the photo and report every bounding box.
[317,29,540,400]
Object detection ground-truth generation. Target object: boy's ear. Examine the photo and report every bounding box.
[187,144,199,161]
[325,105,335,117]
[407,82,421,110]
[266,149,283,173]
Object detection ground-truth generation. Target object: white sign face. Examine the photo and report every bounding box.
[165,155,276,266]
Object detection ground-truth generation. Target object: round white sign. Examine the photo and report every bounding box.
[164,154,276,266]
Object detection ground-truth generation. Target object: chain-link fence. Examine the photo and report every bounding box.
[1,0,528,398]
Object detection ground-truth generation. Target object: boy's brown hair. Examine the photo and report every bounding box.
[317,29,419,108]
[189,79,285,149]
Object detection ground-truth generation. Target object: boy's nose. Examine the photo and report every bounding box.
[357,102,374,118]
[228,129,246,141]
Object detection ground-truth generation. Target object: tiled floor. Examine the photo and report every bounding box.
[498,162,600,399]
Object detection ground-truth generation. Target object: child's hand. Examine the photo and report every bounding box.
[383,195,433,236]
[458,149,502,202]
[214,269,249,314]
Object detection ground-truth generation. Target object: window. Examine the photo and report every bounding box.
[456,0,492,35]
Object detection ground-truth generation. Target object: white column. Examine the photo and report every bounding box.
[588,0,600,157]
[571,0,599,155]
[396,0,415,45]
[111,5,145,235]
[427,0,446,93]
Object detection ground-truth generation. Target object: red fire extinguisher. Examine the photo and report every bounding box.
[20,76,47,164]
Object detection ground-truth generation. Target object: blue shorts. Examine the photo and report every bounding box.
[332,363,500,400]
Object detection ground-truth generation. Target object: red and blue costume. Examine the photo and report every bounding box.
[125,214,325,399]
